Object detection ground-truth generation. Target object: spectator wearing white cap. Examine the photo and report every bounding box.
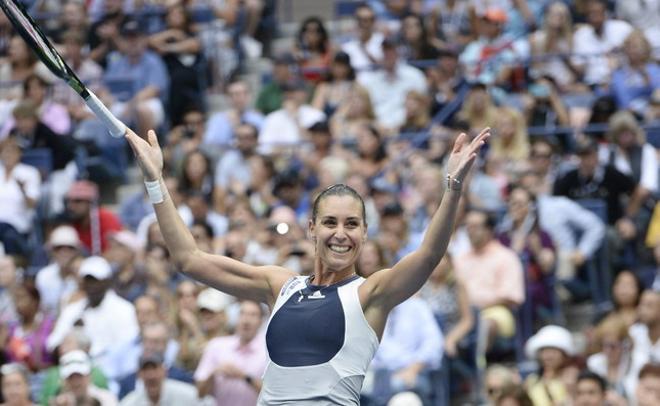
[46,256,139,375]
[524,325,578,406]
[52,350,117,406]
[197,288,233,341]
[35,225,83,316]
[105,230,146,303]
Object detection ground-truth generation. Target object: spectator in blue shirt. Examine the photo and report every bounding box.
[611,30,660,113]
[104,18,170,135]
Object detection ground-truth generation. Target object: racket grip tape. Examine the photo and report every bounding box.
[84,91,126,138]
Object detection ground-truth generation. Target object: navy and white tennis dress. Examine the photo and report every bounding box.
[257,274,379,405]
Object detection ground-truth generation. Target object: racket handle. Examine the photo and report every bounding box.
[84,91,126,138]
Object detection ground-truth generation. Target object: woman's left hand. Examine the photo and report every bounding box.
[446,127,490,183]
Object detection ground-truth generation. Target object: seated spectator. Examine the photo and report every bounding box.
[329,85,376,142]
[527,139,561,197]
[46,256,139,374]
[51,1,90,44]
[629,290,660,380]
[120,352,199,406]
[600,270,644,329]
[0,363,33,406]
[203,79,264,150]
[419,254,475,359]
[293,17,332,83]
[258,79,325,154]
[524,77,570,132]
[173,280,203,372]
[485,365,521,405]
[35,226,82,316]
[495,384,534,406]
[399,90,431,135]
[106,230,146,303]
[357,37,426,131]
[87,0,127,68]
[147,2,205,126]
[1,74,71,138]
[0,35,40,120]
[51,350,117,406]
[8,101,77,171]
[40,328,111,405]
[105,19,169,136]
[162,107,206,176]
[635,363,660,406]
[377,203,423,263]
[340,3,383,71]
[587,316,636,400]
[528,1,579,92]
[397,14,440,62]
[349,124,388,181]
[573,370,618,406]
[426,49,469,126]
[60,180,123,255]
[255,53,296,115]
[611,31,660,113]
[616,0,660,59]
[456,83,498,135]
[601,111,658,206]
[572,0,632,87]
[454,209,525,345]
[524,325,578,406]
[459,8,520,88]
[0,136,40,258]
[489,107,530,171]
[3,282,55,371]
[194,300,267,405]
[311,52,361,119]
[497,185,555,322]
[271,168,311,223]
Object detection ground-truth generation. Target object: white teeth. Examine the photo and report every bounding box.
[329,245,350,253]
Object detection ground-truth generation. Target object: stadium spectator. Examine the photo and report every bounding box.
[0,137,40,258]
[528,1,578,92]
[258,79,325,154]
[397,14,439,62]
[573,370,616,406]
[60,180,123,255]
[615,0,660,59]
[358,36,426,131]
[629,289,660,381]
[524,77,570,131]
[162,107,207,177]
[489,107,530,169]
[485,365,521,405]
[147,2,205,126]
[120,351,199,406]
[0,256,19,340]
[0,363,33,406]
[329,85,376,142]
[255,53,296,115]
[524,325,578,406]
[341,3,384,71]
[203,79,263,149]
[51,350,117,406]
[311,52,360,119]
[572,0,632,87]
[104,18,169,136]
[46,256,139,374]
[456,83,498,135]
[293,17,332,83]
[455,209,525,345]
[0,35,39,103]
[426,48,469,125]
[88,0,127,67]
[194,300,267,406]
[600,270,645,329]
[635,363,660,406]
[2,282,55,371]
[173,280,204,371]
[106,230,145,302]
[587,316,636,400]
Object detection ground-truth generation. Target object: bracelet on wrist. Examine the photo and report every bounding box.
[145,178,166,204]
[446,174,462,192]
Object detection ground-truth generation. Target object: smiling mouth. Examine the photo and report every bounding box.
[329,245,350,253]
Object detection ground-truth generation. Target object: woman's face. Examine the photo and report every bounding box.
[402,16,422,42]
[358,241,381,277]
[613,271,639,308]
[1,371,30,404]
[546,2,568,29]
[63,2,86,27]
[625,36,648,64]
[496,114,516,140]
[302,22,323,49]
[166,6,187,29]
[9,36,30,64]
[405,94,422,116]
[330,61,350,80]
[26,78,47,105]
[0,140,21,168]
[508,188,530,223]
[538,347,566,371]
[356,126,380,157]
[14,286,38,320]
[601,333,624,361]
[185,152,208,182]
[310,195,367,273]
[616,129,637,149]
[176,281,198,311]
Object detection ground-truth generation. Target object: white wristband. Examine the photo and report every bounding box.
[145,179,165,204]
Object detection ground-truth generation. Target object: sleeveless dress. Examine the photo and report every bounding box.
[258,275,379,405]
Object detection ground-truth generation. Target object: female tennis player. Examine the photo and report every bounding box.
[125,126,490,405]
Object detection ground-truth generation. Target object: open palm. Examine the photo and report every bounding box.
[446,127,490,182]
[125,129,163,181]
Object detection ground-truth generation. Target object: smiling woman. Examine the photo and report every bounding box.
[124,125,490,405]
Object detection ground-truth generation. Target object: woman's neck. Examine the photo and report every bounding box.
[542,368,560,380]
[312,264,356,286]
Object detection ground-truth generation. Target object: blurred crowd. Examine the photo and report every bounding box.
[0,0,660,405]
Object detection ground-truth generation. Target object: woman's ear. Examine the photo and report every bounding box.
[308,219,316,242]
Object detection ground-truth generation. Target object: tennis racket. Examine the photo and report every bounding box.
[0,0,126,138]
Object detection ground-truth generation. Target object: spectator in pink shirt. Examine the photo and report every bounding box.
[454,209,525,348]
[194,300,268,406]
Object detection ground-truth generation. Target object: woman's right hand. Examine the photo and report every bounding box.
[126,129,163,181]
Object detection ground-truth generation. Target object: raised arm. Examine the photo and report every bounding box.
[364,128,490,309]
[125,129,294,305]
